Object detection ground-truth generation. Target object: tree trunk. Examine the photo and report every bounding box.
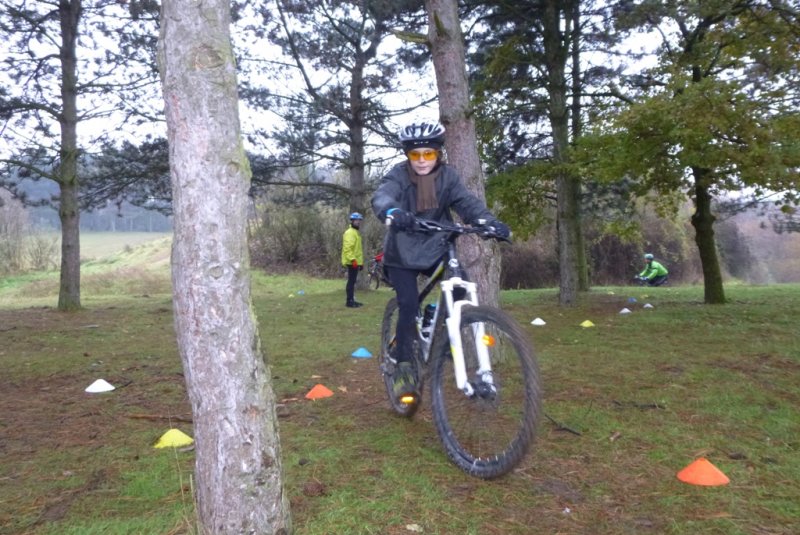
[569,0,589,292]
[57,0,82,311]
[544,0,586,305]
[555,177,583,304]
[691,168,726,304]
[426,0,501,307]
[348,53,367,214]
[158,1,291,533]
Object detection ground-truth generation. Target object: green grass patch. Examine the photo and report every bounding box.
[80,232,172,262]
[1,247,798,534]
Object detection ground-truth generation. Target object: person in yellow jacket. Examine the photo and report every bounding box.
[341,212,364,308]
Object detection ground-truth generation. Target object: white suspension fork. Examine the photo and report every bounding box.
[441,278,494,396]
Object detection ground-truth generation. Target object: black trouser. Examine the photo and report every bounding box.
[345,266,359,303]
[388,265,437,363]
[648,275,668,286]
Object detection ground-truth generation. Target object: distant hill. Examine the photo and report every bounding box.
[11,176,172,232]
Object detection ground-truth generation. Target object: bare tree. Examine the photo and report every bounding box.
[240,0,430,213]
[158,0,291,532]
[425,0,501,306]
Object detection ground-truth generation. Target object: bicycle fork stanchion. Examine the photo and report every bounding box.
[470,321,497,395]
[442,277,488,397]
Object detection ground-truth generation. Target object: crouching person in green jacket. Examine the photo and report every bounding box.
[637,253,669,286]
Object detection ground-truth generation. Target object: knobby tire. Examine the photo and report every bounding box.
[430,305,541,479]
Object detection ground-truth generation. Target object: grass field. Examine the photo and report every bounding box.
[29,231,173,262]
[1,238,798,534]
[80,232,173,260]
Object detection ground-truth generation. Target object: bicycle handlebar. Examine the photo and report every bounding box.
[386,216,511,243]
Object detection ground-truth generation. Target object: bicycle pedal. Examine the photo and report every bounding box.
[473,381,497,401]
[399,392,419,406]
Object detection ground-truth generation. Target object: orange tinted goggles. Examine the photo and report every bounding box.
[407,149,439,162]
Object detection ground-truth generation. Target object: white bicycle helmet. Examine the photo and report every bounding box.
[644,253,654,260]
[398,121,446,151]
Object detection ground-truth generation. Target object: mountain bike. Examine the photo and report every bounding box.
[378,218,541,479]
[634,275,668,287]
[367,251,391,290]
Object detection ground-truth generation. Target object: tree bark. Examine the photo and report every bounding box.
[158,1,291,533]
[543,0,586,305]
[569,0,589,292]
[691,168,726,304]
[57,0,82,311]
[348,50,367,214]
[555,178,583,305]
[426,0,501,307]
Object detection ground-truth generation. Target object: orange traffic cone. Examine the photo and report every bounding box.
[305,384,334,400]
[676,458,730,486]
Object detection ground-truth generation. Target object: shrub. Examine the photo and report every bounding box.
[26,234,59,272]
[249,204,382,279]
[0,193,58,275]
[500,234,559,289]
[0,192,27,275]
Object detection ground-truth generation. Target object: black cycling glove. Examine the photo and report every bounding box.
[487,220,511,239]
[387,208,415,230]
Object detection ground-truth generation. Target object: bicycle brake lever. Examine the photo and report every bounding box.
[415,219,441,232]
[477,225,512,243]
[477,227,494,240]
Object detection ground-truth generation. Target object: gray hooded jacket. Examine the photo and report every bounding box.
[371,161,494,270]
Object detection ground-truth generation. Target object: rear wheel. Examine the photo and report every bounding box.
[369,263,382,290]
[430,305,540,479]
[379,298,423,417]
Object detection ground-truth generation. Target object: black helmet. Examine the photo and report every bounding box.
[398,121,445,151]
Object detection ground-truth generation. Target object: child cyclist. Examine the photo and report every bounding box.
[370,121,510,405]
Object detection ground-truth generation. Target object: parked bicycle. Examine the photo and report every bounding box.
[367,251,392,290]
[379,218,541,479]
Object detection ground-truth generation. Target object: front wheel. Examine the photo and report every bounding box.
[430,305,541,479]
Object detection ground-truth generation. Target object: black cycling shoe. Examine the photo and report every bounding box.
[392,361,419,405]
[346,301,363,308]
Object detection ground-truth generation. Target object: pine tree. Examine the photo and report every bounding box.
[0,0,161,310]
